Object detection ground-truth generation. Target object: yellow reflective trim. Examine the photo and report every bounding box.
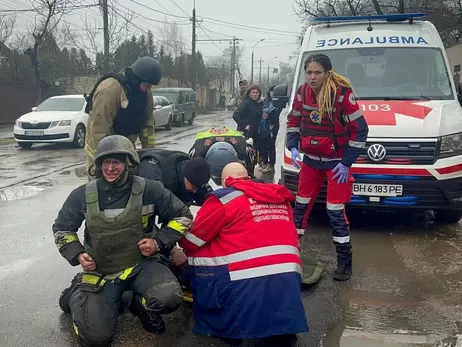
[57,233,79,248]
[142,128,148,137]
[147,135,155,146]
[142,215,149,224]
[167,220,187,234]
[118,266,136,280]
[82,273,106,286]
[84,144,96,157]
[183,293,193,303]
[73,323,79,335]
[141,297,147,308]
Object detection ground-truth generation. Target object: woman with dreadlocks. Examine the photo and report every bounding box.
[286,53,369,281]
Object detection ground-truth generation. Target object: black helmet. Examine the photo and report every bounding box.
[131,56,162,85]
[94,135,140,167]
[205,142,239,185]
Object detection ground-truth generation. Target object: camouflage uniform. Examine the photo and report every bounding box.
[84,77,155,178]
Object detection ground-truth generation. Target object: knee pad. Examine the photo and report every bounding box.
[145,282,183,314]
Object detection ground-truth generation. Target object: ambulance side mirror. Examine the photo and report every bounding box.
[272,84,289,109]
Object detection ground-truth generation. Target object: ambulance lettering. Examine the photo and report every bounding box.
[357,101,433,126]
[316,36,428,48]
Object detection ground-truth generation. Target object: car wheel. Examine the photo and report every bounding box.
[73,124,86,148]
[165,115,172,130]
[18,142,33,149]
[178,114,185,127]
[434,209,462,224]
[187,112,194,125]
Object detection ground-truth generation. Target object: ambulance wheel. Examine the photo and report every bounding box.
[434,209,462,224]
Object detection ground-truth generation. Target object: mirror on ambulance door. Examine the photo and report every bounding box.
[272,84,289,109]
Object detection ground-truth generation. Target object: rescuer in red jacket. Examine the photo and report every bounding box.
[178,162,308,344]
[286,53,369,281]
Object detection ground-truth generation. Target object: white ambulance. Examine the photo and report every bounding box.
[273,13,462,223]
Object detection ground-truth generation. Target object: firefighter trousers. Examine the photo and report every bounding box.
[69,257,183,347]
[293,162,353,265]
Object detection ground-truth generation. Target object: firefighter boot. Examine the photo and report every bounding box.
[129,296,166,334]
[59,273,83,313]
[333,262,352,281]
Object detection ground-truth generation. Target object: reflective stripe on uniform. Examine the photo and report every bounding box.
[82,273,107,286]
[296,196,311,204]
[326,203,345,211]
[118,266,136,280]
[303,153,342,162]
[333,236,350,244]
[142,204,154,215]
[184,233,206,247]
[297,228,305,236]
[292,110,301,117]
[167,219,188,233]
[287,127,300,133]
[219,190,244,204]
[230,262,302,281]
[188,245,300,267]
[349,140,365,148]
[343,110,363,122]
[54,231,79,248]
[303,104,318,111]
[84,143,96,158]
[147,135,155,146]
[338,95,344,102]
[142,128,148,137]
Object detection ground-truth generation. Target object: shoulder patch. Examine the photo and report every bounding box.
[348,93,356,105]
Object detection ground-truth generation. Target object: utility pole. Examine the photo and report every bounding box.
[102,0,109,74]
[230,37,240,96]
[259,58,263,85]
[250,39,264,84]
[267,65,270,89]
[190,0,197,90]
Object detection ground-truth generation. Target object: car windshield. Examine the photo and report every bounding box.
[35,97,85,112]
[152,91,177,103]
[296,47,454,100]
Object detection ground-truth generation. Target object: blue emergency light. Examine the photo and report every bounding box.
[313,13,427,23]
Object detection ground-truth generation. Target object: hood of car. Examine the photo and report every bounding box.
[19,111,82,122]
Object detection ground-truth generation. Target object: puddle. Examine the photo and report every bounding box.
[0,180,53,201]
[59,166,87,177]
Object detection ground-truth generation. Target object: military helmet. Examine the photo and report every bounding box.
[205,142,239,185]
[94,135,140,166]
[130,56,162,85]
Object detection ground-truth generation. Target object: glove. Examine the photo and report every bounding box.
[332,163,349,184]
[290,148,301,169]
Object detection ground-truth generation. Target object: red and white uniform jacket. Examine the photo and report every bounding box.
[179,178,308,339]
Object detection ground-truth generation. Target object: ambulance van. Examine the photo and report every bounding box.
[273,13,462,223]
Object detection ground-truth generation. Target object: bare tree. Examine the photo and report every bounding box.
[24,0,78,102]
[0,15,16,46]
[158,21,185,59]
[63,0,134,74]
[205,56,230,95]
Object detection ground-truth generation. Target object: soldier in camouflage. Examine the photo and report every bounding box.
[234,79,249,107]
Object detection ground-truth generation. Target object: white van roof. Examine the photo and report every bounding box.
[301,13,443,52]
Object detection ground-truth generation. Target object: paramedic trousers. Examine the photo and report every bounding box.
[293,162,353,265]
[69,257,183,347]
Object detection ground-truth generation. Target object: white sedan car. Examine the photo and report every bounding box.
[153,96,173,130]
[13,95,88,149]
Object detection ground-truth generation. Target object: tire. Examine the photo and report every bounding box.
[165,115,172,130]
[178,114,185,127]
[434,209,462,224]
[187,113,195,125]
[73,124,86,148]
[18,142,33,149]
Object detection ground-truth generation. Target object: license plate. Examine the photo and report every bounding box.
[353,183,403,197]
[25,130,44,136]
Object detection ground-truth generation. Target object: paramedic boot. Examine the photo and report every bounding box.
[333,262,352,281]
[58,273,83,313]
[129,296,166,334]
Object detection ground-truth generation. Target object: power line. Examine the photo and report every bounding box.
[200,16,300,35]
[129,0,189,19]
[168,0,189,16]
[0,4,99,13]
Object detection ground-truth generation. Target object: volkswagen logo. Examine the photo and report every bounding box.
[367,144,387,162]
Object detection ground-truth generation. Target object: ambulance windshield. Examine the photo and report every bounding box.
[297,47,453,100]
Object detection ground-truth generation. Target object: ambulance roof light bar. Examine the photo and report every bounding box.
[313,13,427,24]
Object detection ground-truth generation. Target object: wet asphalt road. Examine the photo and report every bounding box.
[1,111,462,347]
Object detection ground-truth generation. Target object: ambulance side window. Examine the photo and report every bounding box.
[434,52,452,95]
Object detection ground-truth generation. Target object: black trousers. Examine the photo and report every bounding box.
[69,257,183,347]
[258,124,279,165]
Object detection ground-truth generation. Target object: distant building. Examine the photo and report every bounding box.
[446,43,462,85]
